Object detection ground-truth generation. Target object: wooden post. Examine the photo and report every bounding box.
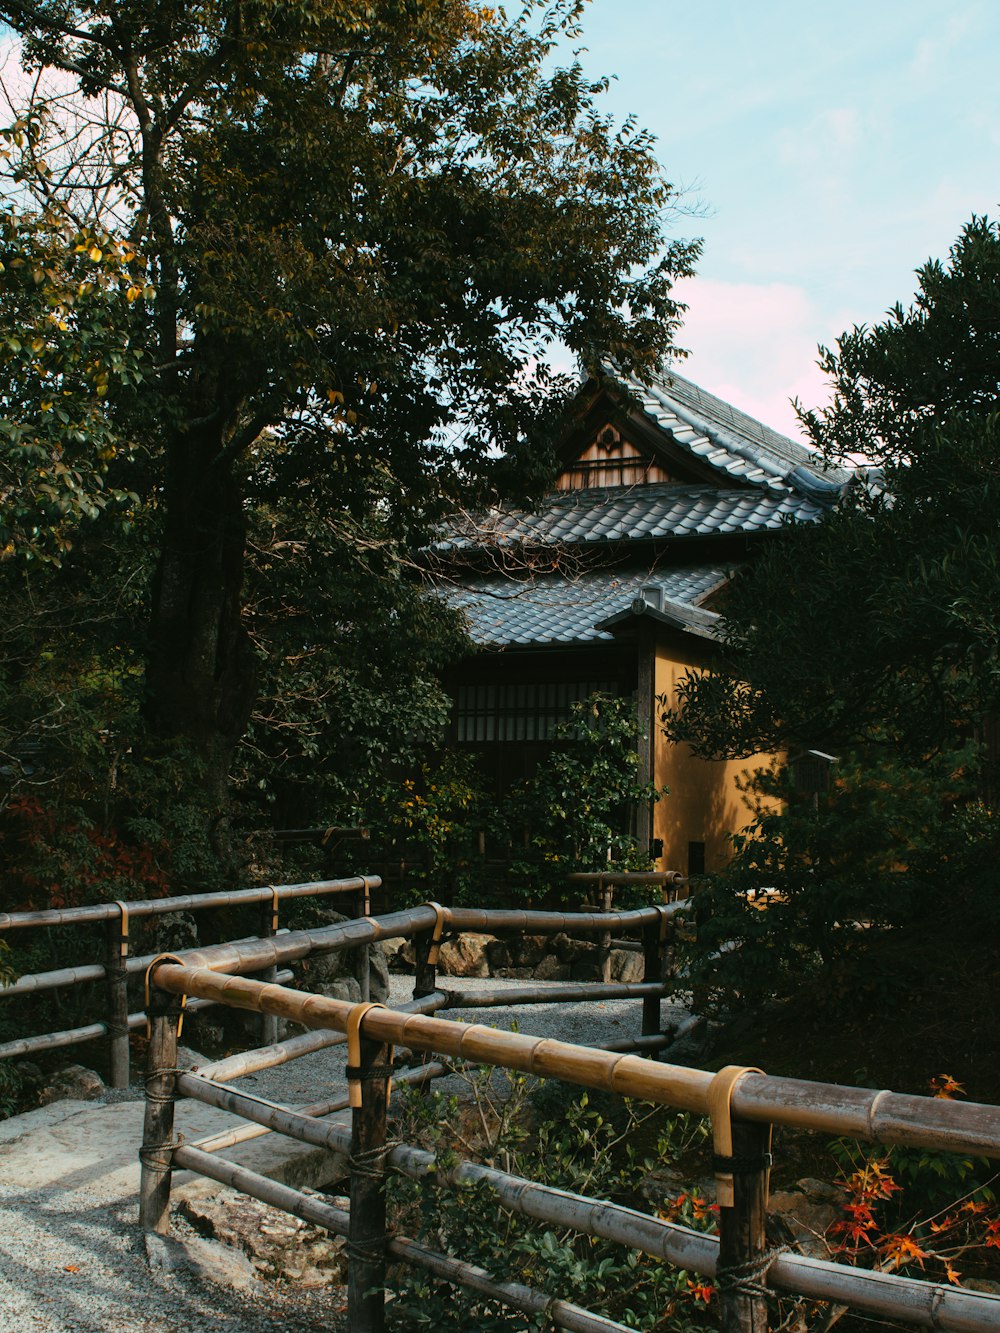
[348,1020,391,1333]
[598,877,613,984]
[716,1116,772,1333]
[258,889,280,1047]
[355,877,372,1003]
[105,902,130,1089]
[641,909,668,1050]
[139,975,183,1234]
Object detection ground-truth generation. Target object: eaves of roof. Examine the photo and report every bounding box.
[433,484,823,554]
[441,564,728,650]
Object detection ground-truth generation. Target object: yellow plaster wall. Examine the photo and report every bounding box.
[653,646,780,875]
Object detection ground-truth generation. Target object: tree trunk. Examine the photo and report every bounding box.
[147,425,258,858]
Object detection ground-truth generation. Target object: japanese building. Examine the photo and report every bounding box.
[431,367,848,874]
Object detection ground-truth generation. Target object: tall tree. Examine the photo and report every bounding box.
[0,0,698,834]
[664,215,1000,770]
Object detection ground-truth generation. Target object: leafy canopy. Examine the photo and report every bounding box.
[664,215,1000,763]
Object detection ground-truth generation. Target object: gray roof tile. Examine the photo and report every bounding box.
[435,484,823,553]
[441,565,727,649]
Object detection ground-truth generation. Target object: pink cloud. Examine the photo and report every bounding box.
[671,276,836,441]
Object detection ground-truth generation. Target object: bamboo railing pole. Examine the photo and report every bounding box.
[440,982,666,1009]
[105,905,131,1089]
[139,983,182,1234]
[348,1020,391,1333]
[169,1144,627,1333]
[194,991,448,1082]
[148,964,1000,1158]
[717,1116,772,1333]
[0,876,382,931]
[388,1235,633,1333]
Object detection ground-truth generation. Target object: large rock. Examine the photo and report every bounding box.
[291,910,389,1002]
[608,949,644,984]
[178,1183,347,1289]
[768,1178,842,1259]
[438,933,493,977]
[533,954,569,981]
[38,1064,104,1105]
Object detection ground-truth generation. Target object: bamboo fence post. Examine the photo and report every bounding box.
[139,972,183,1234]
[598,877,613,984]
[641,907,669,1049]
[716,1115,773,1333]
[105,901,130,1088]
[347,1009,392,1333]
[355,877,372,1003]
[258,888,280,1047]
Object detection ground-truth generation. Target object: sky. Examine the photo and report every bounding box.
[562,0,1000,439]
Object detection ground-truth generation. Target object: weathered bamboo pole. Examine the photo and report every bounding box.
[0,970,293,1062]
[348,1019,391,1333]
[187,1060,452,1156]
[169,1145,630,1333]
[171,1076,1000,1330]
[568,871,686,889]
[641,911,667,1048]
[388,1234,633,1333]
[0,876,381,930]
[440,982,667,1009]
[1,931,286,1000]
[149,964,1000,1160]
[139,984,182,1233]
[195,992,448,1082]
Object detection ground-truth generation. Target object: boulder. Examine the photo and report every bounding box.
[382,937,415,973]
[177,1185,346,1288]
[511,934,547,969]
[768,1178,842,1259]
[38,1064,104,1105]
[533,955,570,981]
[438,933,493,977]
[485,939,513,972]
[608,949,644,984]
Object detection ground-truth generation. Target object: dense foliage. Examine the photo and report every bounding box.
[662,217,1000,1017]
[664,215,1000,766]
[0,0,699,907]
[0,0,698,852]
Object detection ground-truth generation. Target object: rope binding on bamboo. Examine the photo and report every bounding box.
[716,1244,787,1301]
[345,1002,393,1108]
[265,886,280,936]
[707,1064,769,1208]
[144,953,189,1039]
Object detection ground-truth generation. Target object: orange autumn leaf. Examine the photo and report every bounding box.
[686,1280,714,1304]
[881,1234,929,1268]
[930,1074,965,1099]
[945,1263,963,1286]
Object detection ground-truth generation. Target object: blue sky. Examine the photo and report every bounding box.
[564,0,1000,438]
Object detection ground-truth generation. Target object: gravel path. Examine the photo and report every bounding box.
[0,976,688,1333]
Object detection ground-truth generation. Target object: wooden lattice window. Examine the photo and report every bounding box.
[455,680,618,742]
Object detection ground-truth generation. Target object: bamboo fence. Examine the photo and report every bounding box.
[0,876,378,1084]
[140,955,1000,1333]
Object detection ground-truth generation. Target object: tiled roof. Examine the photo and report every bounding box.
[442,565,726,649]
[618,365,850,501]
[434,484,822,553]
